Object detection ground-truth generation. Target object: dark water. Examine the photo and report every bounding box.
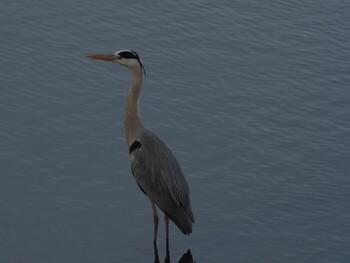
[1,1,350,262]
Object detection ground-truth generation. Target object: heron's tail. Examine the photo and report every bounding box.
[168,206,194,235]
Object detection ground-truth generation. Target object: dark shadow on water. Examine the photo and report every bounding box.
[153,240,195,263]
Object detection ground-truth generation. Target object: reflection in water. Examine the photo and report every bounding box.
[153,240,195,263]
[177,250,194,263]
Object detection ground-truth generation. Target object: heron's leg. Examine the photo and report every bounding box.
[164,214,169,241]
[165,219,170,263]
[153,241,160,263]
[151,202,159,243]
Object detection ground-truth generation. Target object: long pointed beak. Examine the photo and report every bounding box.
[86,54,120,61]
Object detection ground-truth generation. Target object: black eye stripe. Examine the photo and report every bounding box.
[118,50,138,59]
[116,50,146,77]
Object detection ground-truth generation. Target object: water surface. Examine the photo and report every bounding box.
[1,1,350,262]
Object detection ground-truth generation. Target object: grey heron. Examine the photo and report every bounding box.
[87,50,194,242]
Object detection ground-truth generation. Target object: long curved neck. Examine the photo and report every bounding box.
[124,66,144,147]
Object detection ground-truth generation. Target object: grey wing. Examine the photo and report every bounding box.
[130,131,194,234]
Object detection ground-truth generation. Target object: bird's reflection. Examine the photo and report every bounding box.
[153,240,195,263]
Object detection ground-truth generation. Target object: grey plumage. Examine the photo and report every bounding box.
[130,130,194,234]
[87,49,194,241]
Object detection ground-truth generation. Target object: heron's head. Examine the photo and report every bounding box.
[87,49,145,76]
